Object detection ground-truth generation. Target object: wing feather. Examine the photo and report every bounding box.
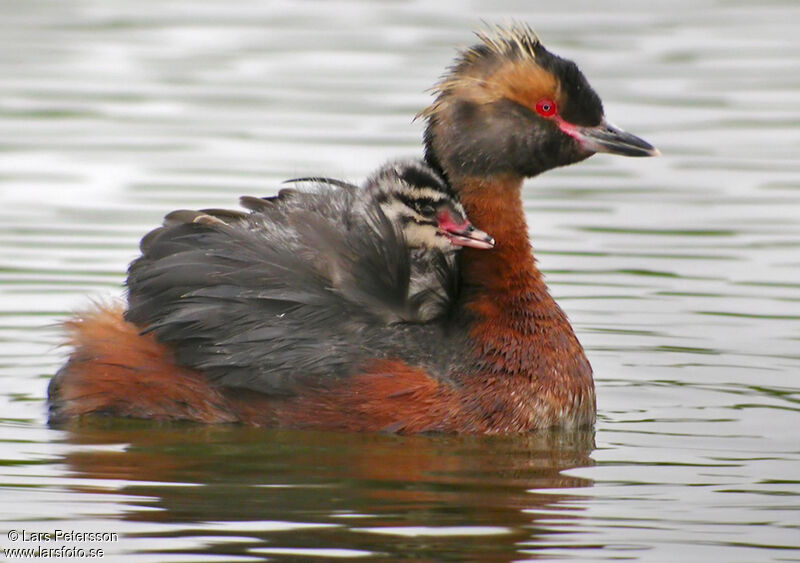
[125,187,455,394]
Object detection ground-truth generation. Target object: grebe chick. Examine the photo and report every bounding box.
[141,158,493,324]
[364,159,495,320]
[122,160,491,393]
[282,159,494,320]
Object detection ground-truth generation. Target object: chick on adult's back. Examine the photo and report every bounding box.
[121,158,490,394]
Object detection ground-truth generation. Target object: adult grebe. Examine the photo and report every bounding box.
[48,25,657,433]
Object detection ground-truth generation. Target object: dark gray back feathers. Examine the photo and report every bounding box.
[125,181,459,394]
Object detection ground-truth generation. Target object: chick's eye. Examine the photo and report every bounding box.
[419,204,436,217]
[535,99,557,118]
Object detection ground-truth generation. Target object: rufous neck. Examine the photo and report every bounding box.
[453,175,543,297]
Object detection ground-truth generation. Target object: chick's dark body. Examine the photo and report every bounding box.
[124,161,468,395]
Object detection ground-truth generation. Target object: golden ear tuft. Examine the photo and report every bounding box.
[417,22,542,120]
[471,22,540,63]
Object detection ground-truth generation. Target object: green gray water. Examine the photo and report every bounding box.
[1,0,798,560]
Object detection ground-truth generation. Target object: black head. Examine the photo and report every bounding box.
[421,24,657,181]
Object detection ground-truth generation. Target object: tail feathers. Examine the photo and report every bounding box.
[48,304,238,425]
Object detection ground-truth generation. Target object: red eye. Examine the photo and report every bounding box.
[535,99,557,117]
